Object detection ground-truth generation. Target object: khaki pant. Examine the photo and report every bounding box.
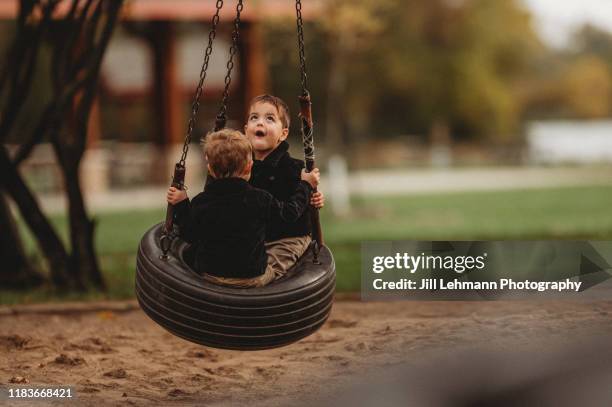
[203,235,312,288]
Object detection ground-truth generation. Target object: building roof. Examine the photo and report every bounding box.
[0,0,322,21]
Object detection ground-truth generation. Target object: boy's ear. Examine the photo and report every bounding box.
[207,163,215,177]
[280,127,289,141]
[243,160,253,174]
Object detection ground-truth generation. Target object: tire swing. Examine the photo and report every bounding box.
[135,0,335,351]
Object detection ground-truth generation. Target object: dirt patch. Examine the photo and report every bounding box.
[0,334,30,349]
[1,300,612,406]
[104,368,128,379]
[54,354,86,366]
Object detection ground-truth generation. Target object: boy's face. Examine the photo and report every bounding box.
[244,102,288,159]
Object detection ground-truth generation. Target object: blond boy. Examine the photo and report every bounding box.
[167,129,319,287]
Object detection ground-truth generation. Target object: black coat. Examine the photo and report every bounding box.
[174,177,312,278]
[249,141,312,242]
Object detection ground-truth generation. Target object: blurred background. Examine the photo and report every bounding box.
[2,0,612,302]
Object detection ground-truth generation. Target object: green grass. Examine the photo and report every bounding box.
[4,185,612,304]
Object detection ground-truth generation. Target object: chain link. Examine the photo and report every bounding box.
[215,0,244,131]
[295,0,308,95]
[296,0,313,163]
[180,0,224,167]
[295,0,323,258]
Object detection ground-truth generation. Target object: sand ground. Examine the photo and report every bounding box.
[1,299,612,406]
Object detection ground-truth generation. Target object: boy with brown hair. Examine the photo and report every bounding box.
[244,94,324,276]
[167,129,319,288]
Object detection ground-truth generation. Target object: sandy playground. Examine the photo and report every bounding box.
[2,299,612,406]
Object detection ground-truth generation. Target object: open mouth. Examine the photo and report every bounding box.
[255,130,266,137]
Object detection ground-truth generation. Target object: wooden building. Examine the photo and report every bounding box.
[0,0,321,190]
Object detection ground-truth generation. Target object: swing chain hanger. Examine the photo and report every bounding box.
[180,0,224,168]
[295,0,308,96]
[215,0,244,131]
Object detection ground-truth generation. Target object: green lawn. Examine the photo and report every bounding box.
[4,185,612,304]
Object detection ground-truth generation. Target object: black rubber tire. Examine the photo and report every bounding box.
[135,223,336,350]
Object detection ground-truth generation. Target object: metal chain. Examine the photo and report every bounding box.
[295,0,308,95]
[215,0,244,131]
[180,0,224,167]
[302,116,315,162]
[296,0,323,260]
[296,0,313,162]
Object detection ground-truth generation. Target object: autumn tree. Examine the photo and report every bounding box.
[523,24,612,120]
[563,55,611,118]
[264,0,542,145]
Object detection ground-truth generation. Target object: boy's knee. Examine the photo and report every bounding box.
[265,235,312,278]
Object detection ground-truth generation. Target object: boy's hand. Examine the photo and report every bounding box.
[310,191,325,209]
[167,187,187,205]
[301,168,320,189]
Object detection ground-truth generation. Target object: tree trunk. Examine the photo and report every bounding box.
[0,146,75,289]
[0,0,123,292]
[65,160,104,290]
[0,193,44,289]
[47,0,122,291]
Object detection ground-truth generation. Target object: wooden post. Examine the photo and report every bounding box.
[81,96,110,196]
[150,21,182,183]
[240,21,269,116]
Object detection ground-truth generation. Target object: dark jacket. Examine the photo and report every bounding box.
[249,141,311,242]
[174,177,312,278]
